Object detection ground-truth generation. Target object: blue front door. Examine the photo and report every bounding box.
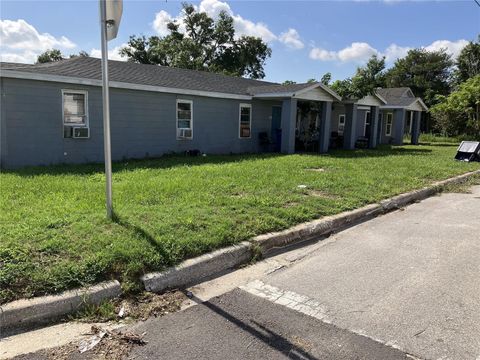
[271,106,282,152]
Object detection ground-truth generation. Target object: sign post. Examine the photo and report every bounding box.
[99,0,122,219]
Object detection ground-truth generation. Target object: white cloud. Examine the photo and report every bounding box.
[0,19,75,51]
[310,39,469,64]
[279,28,304,50]
[152,0,289,45]
[423,39,469,59]
[152,10,175,37]
[337,42,378,62]
[309,47,337,61]
[90,44,128,61]
[0,19,76,63]
[309,42,378,63]
[383,43,411,62]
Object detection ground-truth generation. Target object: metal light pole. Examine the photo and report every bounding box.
[99,0,122,219]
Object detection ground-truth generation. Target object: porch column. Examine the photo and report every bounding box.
[280,98,297,154]
[343,103,358,150]
[392,109,406,145]
[411,111,421,145]
[368,105,379,149]
[318,101,332,153]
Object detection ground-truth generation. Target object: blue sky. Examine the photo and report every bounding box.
[1,0,479,83]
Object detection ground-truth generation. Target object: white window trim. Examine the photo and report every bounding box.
[338,114,346,134]
[363,111,371,137]
[385,113,393,136]
[62,89,89,127]
[176,99,193,140]
[239,103,252,139]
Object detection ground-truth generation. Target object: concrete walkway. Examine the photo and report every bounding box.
[7,186,480,359]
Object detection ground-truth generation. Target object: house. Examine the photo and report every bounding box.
[330,93,387,150]
[376,87,429,146]
[328,88,428,150]
[0,57,427,169]
[0,57,342,168]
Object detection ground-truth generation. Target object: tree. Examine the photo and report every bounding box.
[330,79,352,98]
[330,55,386,98]
[37,49,89,63]
[282,80,296,85]
[120,3,271,79]
[36,49,64,63]
[320,72,331,86]
[69,50,89,58]
[307,78,317,83]
[385,48,453,106]
[349,55,386,98]
[455,36,480,84]
[430,75,480,138]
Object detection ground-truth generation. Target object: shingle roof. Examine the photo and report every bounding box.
[376,87,418,107]
[247,83,314,95]
[0,62,34,70]
[376,87,413,99]
[1,57,279,96]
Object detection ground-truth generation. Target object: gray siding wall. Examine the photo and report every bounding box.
[330,103,344,134]
[0,78,279,168]
[330,103,368,141]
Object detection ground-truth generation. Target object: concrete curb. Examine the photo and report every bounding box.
[0,280,121,336]
[142,170,479,293]
[142,242,252,293]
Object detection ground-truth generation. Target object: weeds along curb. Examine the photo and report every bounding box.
[142,169,480,294]
[0,280,121,336]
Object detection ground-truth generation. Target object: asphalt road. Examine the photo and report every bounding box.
[11,185,480,359]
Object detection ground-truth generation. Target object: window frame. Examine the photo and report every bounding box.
[176,99,193,140]
[239,103,252,139]
[338,114,346,135]
[62,89,89,138]
[385,112,393,136]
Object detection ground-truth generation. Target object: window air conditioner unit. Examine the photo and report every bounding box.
[177,128,192,139]
[73,127,90,139]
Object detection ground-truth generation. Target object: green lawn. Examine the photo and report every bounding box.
[1,144,478,304]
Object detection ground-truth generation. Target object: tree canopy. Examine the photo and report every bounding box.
[385,48,453,107]
[36,49,64,63]
[454,37,480,85]
[120,3,271,79]
[330,55,386,99]
[36,49,89,64]
[430,75,480,138]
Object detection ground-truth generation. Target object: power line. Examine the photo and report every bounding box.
[474,0,480,8]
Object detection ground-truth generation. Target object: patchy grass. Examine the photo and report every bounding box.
[440,174,480,194]
[1,144,478,304]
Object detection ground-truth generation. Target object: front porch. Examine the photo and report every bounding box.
[252,82,341,154]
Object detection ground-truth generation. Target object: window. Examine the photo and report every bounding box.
[62,90,88,138]
[239,103,251,138]
[338,114,346,135]
[364,111,371,137]
[176,99,193,140]
[385,113,393,136]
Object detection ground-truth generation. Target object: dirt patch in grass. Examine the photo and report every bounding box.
[75,291,187,323]
[307,190,338,199]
